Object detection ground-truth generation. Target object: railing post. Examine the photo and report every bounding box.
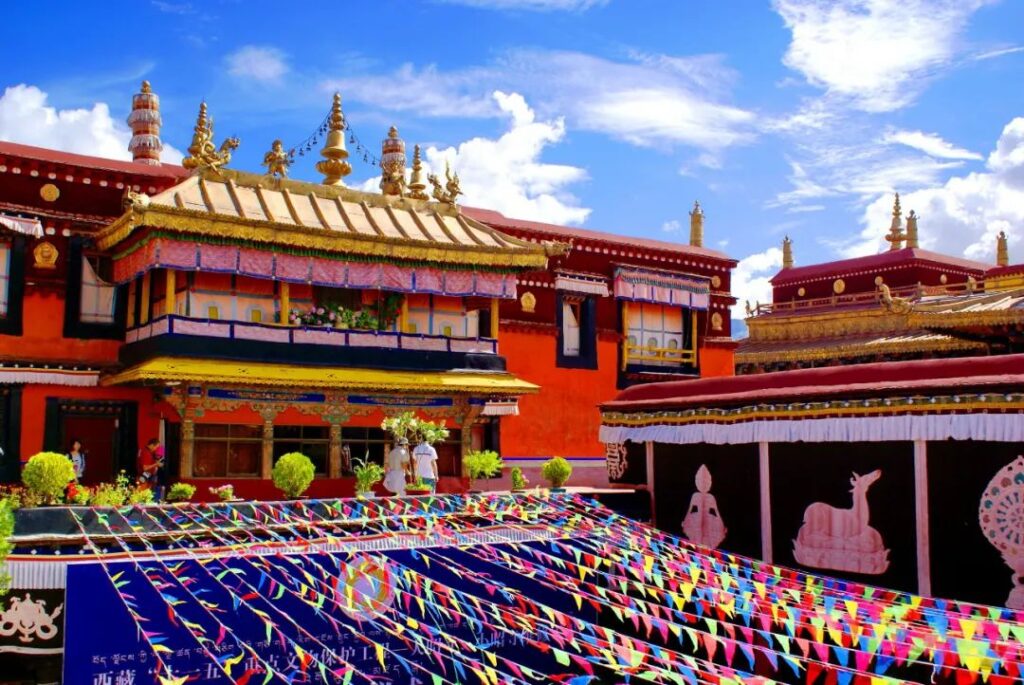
[490,298,500,343]
[621,300,630,371]
[399,295,409,334]
[139,271,152,325]
[165,268,176,317]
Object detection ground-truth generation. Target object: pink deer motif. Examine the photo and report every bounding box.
[793,469,890,575]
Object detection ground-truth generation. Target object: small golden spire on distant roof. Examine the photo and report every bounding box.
[997,230,1009,267]
[262,139,291,179]
[884,193,905,251]
[905,209,919,248]
[407,144,429,200]
[316,93,352,186]
[782,235,794,269]
[182,101,238,173]
[689,201,704,247]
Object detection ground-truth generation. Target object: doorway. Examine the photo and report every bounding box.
[43,399,138,482]
[62,415,118,485]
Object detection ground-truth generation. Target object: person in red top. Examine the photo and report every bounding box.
[137,438,165,501]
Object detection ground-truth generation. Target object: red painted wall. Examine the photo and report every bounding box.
[10,291,121,365]
[699,345,736,378]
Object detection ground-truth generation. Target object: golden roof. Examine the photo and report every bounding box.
[735,330,986,365]
[97,169,563,270]
[102,357,539,395]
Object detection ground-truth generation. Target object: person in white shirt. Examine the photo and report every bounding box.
[412,439,439,492]
[383,437,410,495]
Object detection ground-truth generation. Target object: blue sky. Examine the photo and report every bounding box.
[2,0,1023,313]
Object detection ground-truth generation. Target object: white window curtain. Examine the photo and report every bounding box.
[80,257,117,324]
[562,301,580,356]
[0,243,9,317]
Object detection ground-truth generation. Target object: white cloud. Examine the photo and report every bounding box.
[437,0,606,10]
[0,84,183,164]
[661,220,682,234]
[972,45,1024,61]
[226,46,289,83]
[882,129,982,160]
[846,117,1024,260]
[324,49,755,153]
[731,247,783,318]
[361,91,588,225]
[773,0,993,112]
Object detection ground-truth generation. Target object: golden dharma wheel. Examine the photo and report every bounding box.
[833,278,845,294]
[39,183,60,202]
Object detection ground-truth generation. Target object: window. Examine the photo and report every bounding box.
[273,425,329,474]
[80,256,117,324]
[625,303,691,367]
[556,293,597,369]
[341,427,391,466]
[193,424,261,477]
[250,308,263,323]
[207,305,220,320]
[0,243,9,317]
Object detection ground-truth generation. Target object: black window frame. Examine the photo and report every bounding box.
[63,236,127,340]
[192,423,262,478]
[0,236,26,337]
[273,425,330,475]
[555,291,597,369]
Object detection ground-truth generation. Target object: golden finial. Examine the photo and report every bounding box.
[317,93,352,186]
[141,80,152,94]
[407,144,428,200]
[428,161,463,206]
[262,139,291,179]
[884,192,905,251]
[689,201,704,247]
[905,209,919,248]
[380,125,407,197]
[782,235,794,269]
[182,102,238,173]
[997,230,1009,267]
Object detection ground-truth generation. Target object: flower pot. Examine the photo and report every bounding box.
[356,491,376,499]
[511,488,525,493]
[549,487,567,494]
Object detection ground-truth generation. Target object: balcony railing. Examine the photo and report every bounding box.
[623,342,697,369]
[127,314,498,355]
[752,281,976,317]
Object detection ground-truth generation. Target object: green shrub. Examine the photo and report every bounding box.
[353,457,385,495]
[541,457,572,489]
[165,483,196,503]
[21,452,75,505]
[128,487,154,505]
[464,450,503,489]
[0,496,15,597]
[510,466,529,491]
[90,482,128,507]
[272,452,316,499]
[69,486,91,506]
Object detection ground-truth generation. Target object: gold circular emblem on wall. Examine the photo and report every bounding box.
[33,241,59,269]
[711,275,721,289]
[39,183,60,202]
[874,276,884,286]
[710,312,723,331]
[797,287,806,297]
[940,274,948,284]
[520,291,536,313]
[833,278,846,294]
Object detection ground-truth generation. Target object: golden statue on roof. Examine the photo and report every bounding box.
[182,102,239,173]
[262,139,291,179]
[407,144,429,201]
[429,162,463,206]
[380,126,407,197]
[317,93,352,186]
[884,193,905,252]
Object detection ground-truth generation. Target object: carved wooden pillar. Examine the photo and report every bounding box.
[180,418,195,479]
[258,406,278,480]
[140,271,152,325]
[457,399,484,477]
[329,423,343,478]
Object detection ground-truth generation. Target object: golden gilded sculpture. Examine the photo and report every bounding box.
[317,93,352,186]
[878,283,912,314]
[407,144,429,200]
[182,102,239,173]
[997,230,1009,267]
[262,139,291,179]
[884,193,905,251]
[428,162,463,205]
[379,126,407,197]
[782,235,794,269]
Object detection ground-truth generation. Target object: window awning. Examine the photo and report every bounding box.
[102,357,539,396]
[554,273,609,297]
[613,266,710,309]
[0,214,43,238]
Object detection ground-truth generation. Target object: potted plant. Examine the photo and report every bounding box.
[334,306,353,329]
[272,452,316,500]
[90,482,128,507]
[209,484,237,502]
[165,482,196,503]
[353,457,385,498]
[128,487,155,505]
[406,477,432,495]
[510,466,529,493]
[541,457,572,492]
[381,412,420,444]
[21,452,76,505]
[463,450,503,493]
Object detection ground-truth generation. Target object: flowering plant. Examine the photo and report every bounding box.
[209,484,236,501]
[288,306,338,327]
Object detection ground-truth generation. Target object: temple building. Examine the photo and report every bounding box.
[0,82,736,495]
[736,196,1024,374]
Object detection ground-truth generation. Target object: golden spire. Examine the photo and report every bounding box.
[884,193,905,251]
[141,80,152,94]
[997,230,1009,267]
[689,201,704,247]
[905,209,919,248]
[128,80,162,165]
[782,235,794,269]
[407,144,428,200]
[181,102,239,173]
[316,93,352,186]
[380,125,407,196]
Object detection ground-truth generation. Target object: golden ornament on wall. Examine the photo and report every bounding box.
[711,312,723,331]
[940,274,948,284]
[874,276,883,286]
[32,241,58,270]
[520,291,536,313]
[797,287,806,297]
[711,275,721,289]
[39,183,60,202]
[833,278,846,294]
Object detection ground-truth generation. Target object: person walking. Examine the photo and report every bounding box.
[66,438,86,482]
[137,438,166,501]
[412,438,439,493]
[383,437,410,496]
